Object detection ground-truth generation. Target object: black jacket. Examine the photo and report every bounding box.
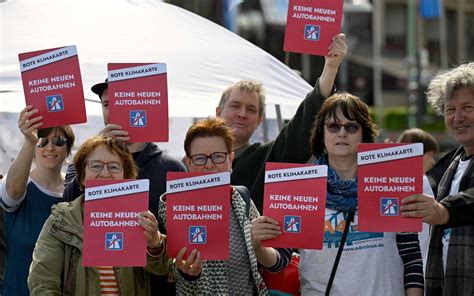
[425,146,474,296]
[231,82,329,212]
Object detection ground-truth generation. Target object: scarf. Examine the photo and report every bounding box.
[314,156,358,212]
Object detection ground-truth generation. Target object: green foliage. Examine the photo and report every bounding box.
[369,106,445,131]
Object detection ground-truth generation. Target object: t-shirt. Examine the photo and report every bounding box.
[419,175,435,273]
[0,179,62,296]
[299,209,404,296]
[442,158,470,272]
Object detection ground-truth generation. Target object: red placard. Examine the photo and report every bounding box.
[83,179,149,266]
[18,45,86,128]
[108,63,169,142]
[358,143,423,232]
[165,172,230,260]
[284,0,343,56]
[263,162,327,249]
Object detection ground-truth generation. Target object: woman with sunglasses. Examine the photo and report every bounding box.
[28,135,201,295]
[0,105,75,296]
[251,93,424,295]
[158,117,270,295]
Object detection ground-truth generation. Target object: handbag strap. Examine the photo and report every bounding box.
[325,211,355,296]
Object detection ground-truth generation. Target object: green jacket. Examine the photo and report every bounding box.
[28,195,171,296]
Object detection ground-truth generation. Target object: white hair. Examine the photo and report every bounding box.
[426,63,474,115]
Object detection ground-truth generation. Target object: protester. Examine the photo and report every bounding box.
[217,33,348,213]
[0,106,75,296]
[63,80,186,217]
[252,93,424,295]
[28,135,201,295]
[397,128,439,173]
[401,62,474,295]
[159,117,277,295]
[63,79,186,295]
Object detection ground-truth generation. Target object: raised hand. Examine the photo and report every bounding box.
[18,105,43,145]
[99,123,130,142]
[325,33,348,69]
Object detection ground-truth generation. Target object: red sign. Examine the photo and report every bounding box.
[83,179,149,266]
[358,143,423,232]
[284,0,343,56]
[18,45,86,128]
[108,63,169,142]
[263,162,327,249]
[166,172,230,260]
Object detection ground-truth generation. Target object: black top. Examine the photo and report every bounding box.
[230,80,331,212]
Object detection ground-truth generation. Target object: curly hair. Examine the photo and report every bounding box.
[426,63,474,115]
[219,80,266,118]
[310,92,378,159]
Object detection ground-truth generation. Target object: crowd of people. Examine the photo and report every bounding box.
[0,32,472,296]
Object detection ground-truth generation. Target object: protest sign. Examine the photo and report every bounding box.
[263,162,327,249]
[19,45,86,127]
[108,63,168,142]
[358,143,423,232]
[284,0,343,56]
[166,172,230,260]
[83,179,149,266]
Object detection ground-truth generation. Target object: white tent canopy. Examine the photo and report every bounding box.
[0,0,312,118]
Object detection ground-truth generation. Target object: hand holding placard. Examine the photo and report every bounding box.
[18,45,86,128]
[400,194,450,225]
[263,162,327,249]
[358,143,423,232]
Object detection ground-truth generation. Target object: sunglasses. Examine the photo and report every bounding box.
[36,136,68,148]
[325,122,360,134]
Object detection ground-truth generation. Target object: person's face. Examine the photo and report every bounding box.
[444,86,474,152]
[323,109,363,160]
[101,88,109,125]
[216,88,263,147]
[423,150,436,173]
[185,136,234,173]
[83,145,124,183]
[34,130,68,169]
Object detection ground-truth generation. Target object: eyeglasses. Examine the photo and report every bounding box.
[86,160,124,174]
[325,122,360,134]
[36,136,68,148]
[189,152,228,166]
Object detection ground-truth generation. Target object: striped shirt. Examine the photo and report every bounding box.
[97,266,119,296]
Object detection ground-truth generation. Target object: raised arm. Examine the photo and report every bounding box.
[4,106,43,200]
[319,33,348,97]
[265,33,348,163]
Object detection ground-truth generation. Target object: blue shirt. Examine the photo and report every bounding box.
[1,180,62,296]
